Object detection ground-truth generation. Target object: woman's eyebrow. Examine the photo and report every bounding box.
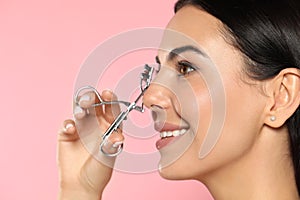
[155,45,208,64]
[168,45,208,61]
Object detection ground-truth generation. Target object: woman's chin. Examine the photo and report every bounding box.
[158,169,180,180]
[157,163,189,180]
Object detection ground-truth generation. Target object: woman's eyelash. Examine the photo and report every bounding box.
[176,60,196,76]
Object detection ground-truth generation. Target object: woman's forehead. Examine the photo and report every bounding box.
[159,6,227,62]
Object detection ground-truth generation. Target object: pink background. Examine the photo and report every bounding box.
[0,0,213,199]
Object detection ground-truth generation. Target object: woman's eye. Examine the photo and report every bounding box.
[177,61,196,76]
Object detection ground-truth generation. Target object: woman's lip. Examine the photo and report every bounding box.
[155,135,184,150]
[154,122,189,150]
[154,122,188,132]
[156,136,175,150]
[155,130,188,150]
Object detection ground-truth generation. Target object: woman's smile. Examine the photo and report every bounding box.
[154,121,189,150]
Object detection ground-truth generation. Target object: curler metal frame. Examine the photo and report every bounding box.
[74,64,154,157]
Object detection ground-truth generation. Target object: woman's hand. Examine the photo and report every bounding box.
[57,90,124,200]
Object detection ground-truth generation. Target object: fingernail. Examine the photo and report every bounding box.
[112,141,123,148]
[103,89,115,97]
[74,106,84,114]
[104,88,113,92]
[65,123,74,130]
[79,95,90,103]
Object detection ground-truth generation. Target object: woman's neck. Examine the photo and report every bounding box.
[202,127,299,200]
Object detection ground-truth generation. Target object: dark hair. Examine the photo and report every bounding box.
[175,0,300,194]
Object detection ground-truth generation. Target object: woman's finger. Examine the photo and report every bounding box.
[102,90,121,123]
[74,91,105,122]
[78,92,96,109]
[58,119,79,141]
[101,129,125,154]
[80,131,125,192]
[73,106,87,120]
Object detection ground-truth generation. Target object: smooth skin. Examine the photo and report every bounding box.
[57,5,300,200]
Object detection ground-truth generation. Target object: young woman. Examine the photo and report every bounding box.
[58,0,300,199]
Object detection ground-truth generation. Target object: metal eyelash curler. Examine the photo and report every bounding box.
[74,64,154,157]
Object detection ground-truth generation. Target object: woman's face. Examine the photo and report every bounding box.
[143,5,267,181]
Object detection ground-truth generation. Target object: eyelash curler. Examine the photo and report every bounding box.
[74,64,155,157]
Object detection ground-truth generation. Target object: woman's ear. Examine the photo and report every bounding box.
[264,68,300,128]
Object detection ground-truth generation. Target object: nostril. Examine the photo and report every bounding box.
[150,105,165,121]
[151,104,164,110]
[151,110,157,121]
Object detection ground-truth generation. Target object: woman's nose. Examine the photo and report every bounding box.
[143,82,172,110]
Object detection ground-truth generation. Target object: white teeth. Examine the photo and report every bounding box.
[166,131,173,137]
[160,129,187,138]
[173,130,180,137]
[160,132,167,138]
